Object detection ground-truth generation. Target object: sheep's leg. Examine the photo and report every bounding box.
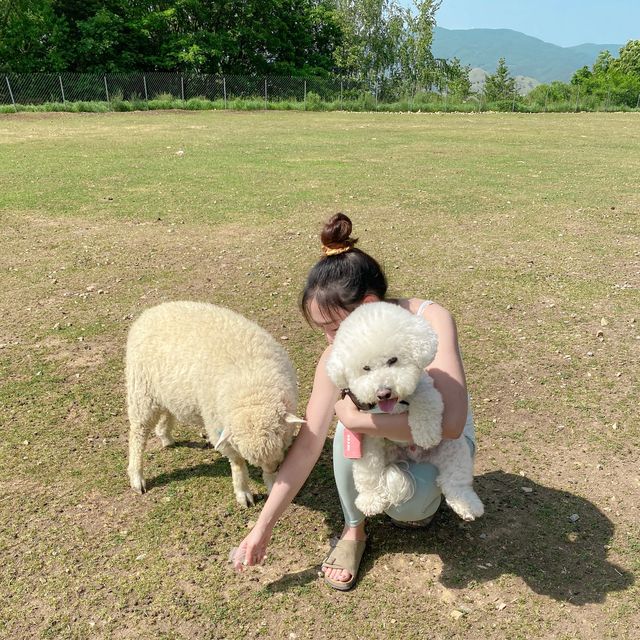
[217,442,254,507]
[155,411,176,447]
[262,464,278,495]
[127,407,160,495]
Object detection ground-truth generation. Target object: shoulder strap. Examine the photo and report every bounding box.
[415,300,434,316]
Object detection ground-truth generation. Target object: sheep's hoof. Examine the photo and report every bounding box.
[131,481,147,495]
[159,437,175,448]
[236,491,255,508]
[129,472,146,494]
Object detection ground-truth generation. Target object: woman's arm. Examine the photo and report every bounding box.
[233,347,339,570]
[335,302,468,441]
[424,303,468,438]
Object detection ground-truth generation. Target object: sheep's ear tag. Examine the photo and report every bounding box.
[214,428,230,451]
[284,413,306,425]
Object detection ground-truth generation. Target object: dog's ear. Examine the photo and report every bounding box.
[325,351,348,389]
[412,317,439,369]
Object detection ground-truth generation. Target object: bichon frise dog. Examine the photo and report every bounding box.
[326,301,484,521]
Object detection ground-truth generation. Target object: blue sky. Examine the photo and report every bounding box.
[428,0,639,47]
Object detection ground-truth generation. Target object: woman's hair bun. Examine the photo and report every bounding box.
[321,213,358,250]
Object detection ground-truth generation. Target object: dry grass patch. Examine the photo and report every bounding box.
[0,111,638,639]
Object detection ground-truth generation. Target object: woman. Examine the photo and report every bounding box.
[233,213,475,590]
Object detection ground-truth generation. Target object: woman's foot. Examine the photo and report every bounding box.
[322,523,367,587]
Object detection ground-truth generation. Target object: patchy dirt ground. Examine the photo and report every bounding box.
[0,111,638,639]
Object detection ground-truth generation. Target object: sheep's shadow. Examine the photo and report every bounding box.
[146,458,229,491]
[265,471,634,603]
[143,436,340,509]
[168,438,213,450]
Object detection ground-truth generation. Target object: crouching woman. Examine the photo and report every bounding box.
[233,213,475,590]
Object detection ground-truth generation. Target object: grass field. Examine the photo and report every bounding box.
[0,110,639,640]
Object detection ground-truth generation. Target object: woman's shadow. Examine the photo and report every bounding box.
[266,470,634,603]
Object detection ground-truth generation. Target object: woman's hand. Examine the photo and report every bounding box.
[232,525,272,572]
[334,395,364,430]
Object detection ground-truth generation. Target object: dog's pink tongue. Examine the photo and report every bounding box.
[378,398,397,413]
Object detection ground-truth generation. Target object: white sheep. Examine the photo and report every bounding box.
[126,301,304,506]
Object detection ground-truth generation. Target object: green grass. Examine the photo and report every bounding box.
[2,96,638,115]
[0,110,639,639]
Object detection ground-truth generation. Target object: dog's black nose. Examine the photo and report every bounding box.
[376,388,392,400]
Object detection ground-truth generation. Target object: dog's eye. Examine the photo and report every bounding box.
[387,357,398,366]
[363,365,371,371]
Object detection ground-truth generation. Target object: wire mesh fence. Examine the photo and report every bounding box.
[1,72,368,106]
[2,72,638,112]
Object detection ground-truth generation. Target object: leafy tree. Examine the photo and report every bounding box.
[333,0,441,96]
[483,57,516,101]
[613,39,640,76]
[0,0,343,74]
[442,56,471,100]
[570,40,640,108]
[530,80,571,102]
[394,0,440,91]
[332,0,397,82]
[571,65,592,86]
[592,49,614,75]
[0,0,68,71]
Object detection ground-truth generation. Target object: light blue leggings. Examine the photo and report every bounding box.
[333,422,475,526]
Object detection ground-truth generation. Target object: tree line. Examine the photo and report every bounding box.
[1,1,464,90]
[496,42,640,109]
[1,1,638,108]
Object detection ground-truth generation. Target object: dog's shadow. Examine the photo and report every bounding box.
[266,471,634,603]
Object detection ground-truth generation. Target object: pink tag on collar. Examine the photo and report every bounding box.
[343,428,363,459]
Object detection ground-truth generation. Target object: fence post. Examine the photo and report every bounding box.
[5,75,16,111]
[304,79,307,110]
[512,89,516,112]
[58,75,65,104]
[223,77,227,109]
[264,78,268,109]
[605,89,611,111]
[340,79,343,110]
[143,75,148,101]
[544,87,549,112]
[575,86,580,112]
[104,75,110,102]
[181,75,185,101]
[637,92,640,109]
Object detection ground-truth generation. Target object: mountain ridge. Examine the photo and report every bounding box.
[432,26,623,83]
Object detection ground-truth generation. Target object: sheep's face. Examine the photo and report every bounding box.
[326,302,438,413]
[230,400,304,470]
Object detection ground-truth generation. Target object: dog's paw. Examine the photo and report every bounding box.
[446,492,484,521]
[355,492,390,516]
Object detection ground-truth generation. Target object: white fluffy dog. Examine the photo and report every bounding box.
[326,302,484,521]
